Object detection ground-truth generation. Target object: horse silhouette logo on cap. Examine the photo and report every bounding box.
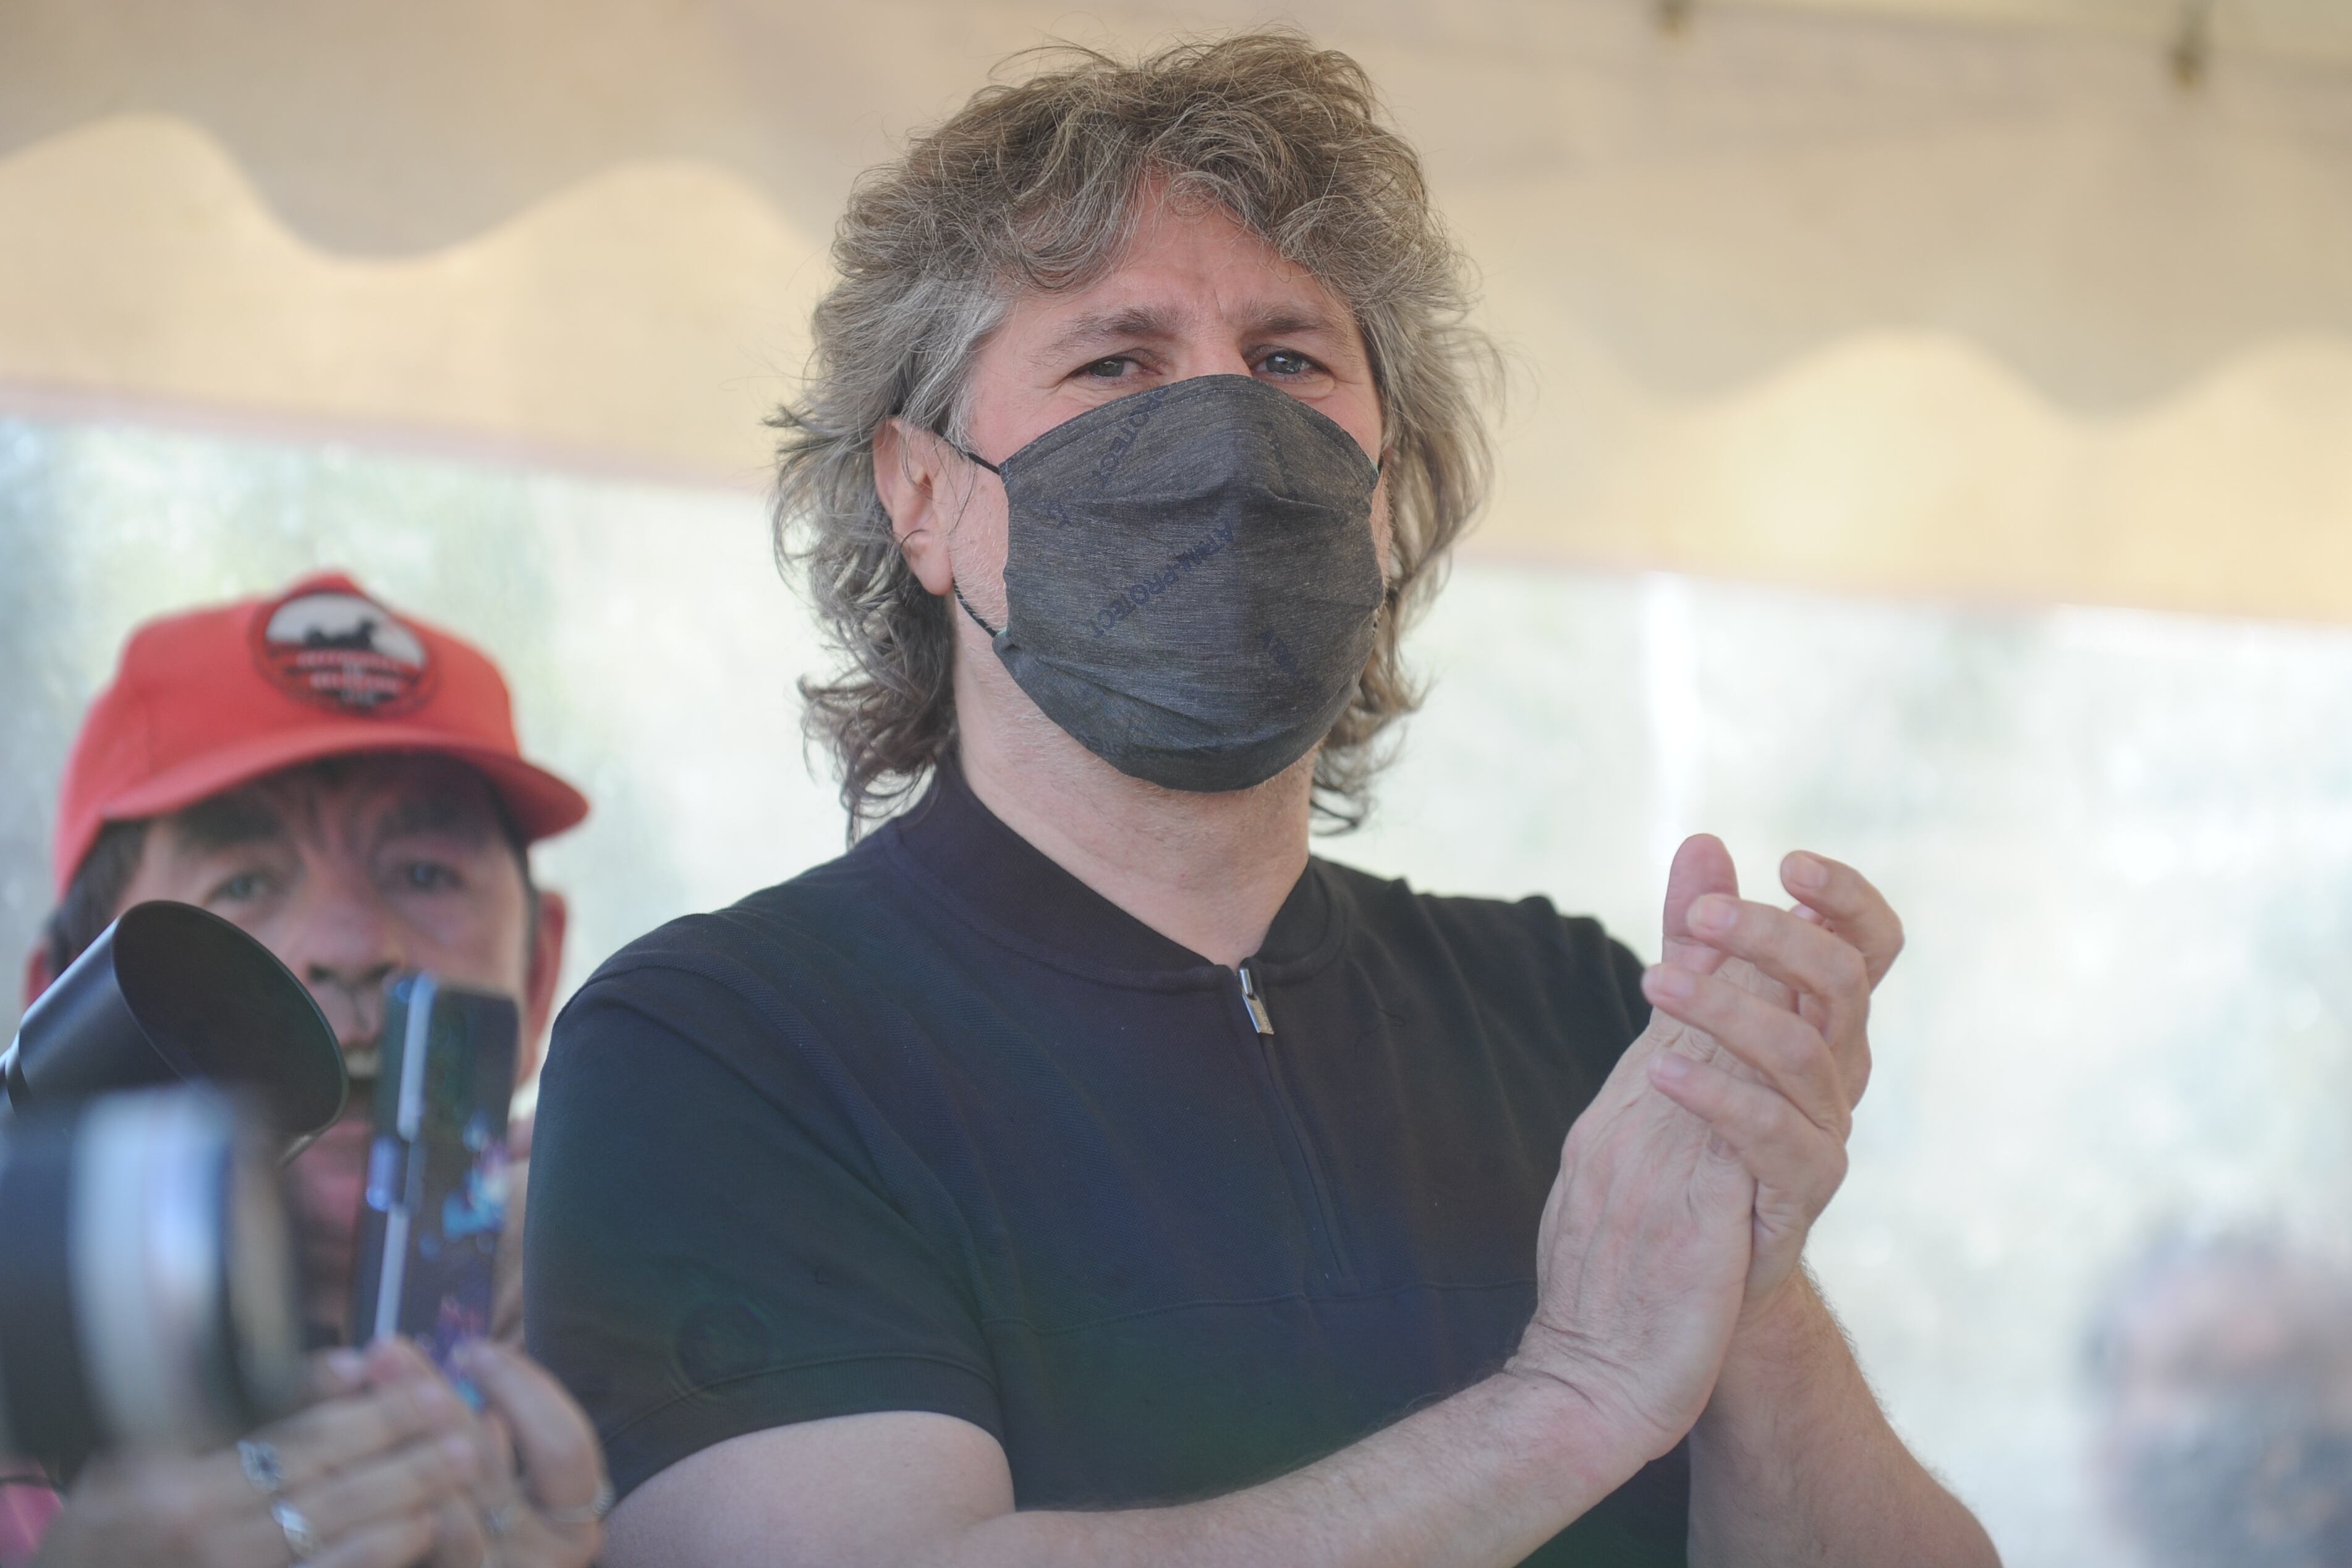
[251,585,438,716]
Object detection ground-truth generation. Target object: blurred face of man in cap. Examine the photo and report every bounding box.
[106,750,566,1329]
[27,570,587,1334]
[11,572,608,1568]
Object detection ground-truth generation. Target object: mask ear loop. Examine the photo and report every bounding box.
[945,440,1006,638]
[951,582,1001,639]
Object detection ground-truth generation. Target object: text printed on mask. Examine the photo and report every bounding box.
[1090,522,1238,637]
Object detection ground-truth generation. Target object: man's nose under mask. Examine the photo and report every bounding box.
[952,373,1386,794]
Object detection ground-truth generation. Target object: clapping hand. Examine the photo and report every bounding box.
[1508,835,1903,1462]
[1632,834,1901,1316]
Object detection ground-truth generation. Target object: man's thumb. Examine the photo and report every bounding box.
[1661,833,1738,975]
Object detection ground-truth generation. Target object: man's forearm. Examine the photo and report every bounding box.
[1688,1270,2000,1568]
[912,1370,1651,1568]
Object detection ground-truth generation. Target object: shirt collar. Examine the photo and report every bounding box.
[878,758,1346,988]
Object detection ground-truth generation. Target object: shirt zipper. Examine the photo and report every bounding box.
[1231,960,1351,1286]
[1238,962,1275,1035]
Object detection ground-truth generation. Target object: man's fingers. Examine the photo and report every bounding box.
[1686,896,1868,1011]
[423,1494,488,1568]
[1645,1053,1848,1214]
[243,1369,476,1496]
[301,1347,369,1404]
[302,1512,439,1568]
[1660,833,1739,978]
[1679,896,1870,1085]
[1642,965,1849,1135]
[359,1335,442,1387]
[189,1424,469,1568]
[461,1414,575,1562]
[451,1341,607,1519]
[487,1409,517,1473]
[292,1430,482,1543]
[1780,852,1903,986]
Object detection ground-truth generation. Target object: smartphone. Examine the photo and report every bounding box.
[348,975,517,1399]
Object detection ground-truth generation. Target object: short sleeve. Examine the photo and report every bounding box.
[1508,894,1654,1075]
[523,956,1003,1502]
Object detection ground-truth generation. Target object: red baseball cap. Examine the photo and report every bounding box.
[52,571,589,897]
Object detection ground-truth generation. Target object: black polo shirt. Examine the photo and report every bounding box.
[526,766,1689,1564]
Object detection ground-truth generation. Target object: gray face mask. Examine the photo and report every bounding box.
[951,374,1385,794]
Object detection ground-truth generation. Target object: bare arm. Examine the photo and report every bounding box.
[1689,1273,1998,1567]
[1641,848,1998,1567]
[608,1368,1647,1568]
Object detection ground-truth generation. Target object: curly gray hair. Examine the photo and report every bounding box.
[773,30,1498,835]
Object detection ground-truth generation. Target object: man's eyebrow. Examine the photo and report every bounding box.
[375,793,498,849]
[1236,302,1348,341]
[1032,299,1352,368]
[1032,305,1189,366]
[169,792,287,854]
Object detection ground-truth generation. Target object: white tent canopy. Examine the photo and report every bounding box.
[2,0,2348,617]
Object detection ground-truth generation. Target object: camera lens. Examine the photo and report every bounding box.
[0,1087,304,1465]
[2,903,346,1155]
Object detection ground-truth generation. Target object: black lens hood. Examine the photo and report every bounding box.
[1,902,346,1147]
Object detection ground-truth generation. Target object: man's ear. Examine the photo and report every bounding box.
[871,417,958,598]
[22,943,55,1011]
[517,888,569,1085]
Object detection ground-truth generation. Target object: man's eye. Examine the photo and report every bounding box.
[1081,357,1134,379]
[210,871,268,902]
[1261,350,1317,378]
[402,862,459,891]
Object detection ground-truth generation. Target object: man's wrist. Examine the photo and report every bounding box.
[1702,1264,1843,1436]
[1731,1264,1827,1354]
[1488,1354,1670,1498]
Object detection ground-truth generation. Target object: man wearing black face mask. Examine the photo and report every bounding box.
[940,374,1387,793]
[527,34,1998,1568]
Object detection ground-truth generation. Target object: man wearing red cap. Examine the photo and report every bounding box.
[8,574,606,1568]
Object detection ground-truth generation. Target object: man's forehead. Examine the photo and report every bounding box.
[1012,200,1359,357]
[168,753,506,847]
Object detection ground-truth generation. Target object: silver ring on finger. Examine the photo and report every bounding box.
[237,1439,285,1497]
[271,1499,321,1562]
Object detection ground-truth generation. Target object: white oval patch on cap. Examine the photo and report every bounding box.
[253,590,436,715]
